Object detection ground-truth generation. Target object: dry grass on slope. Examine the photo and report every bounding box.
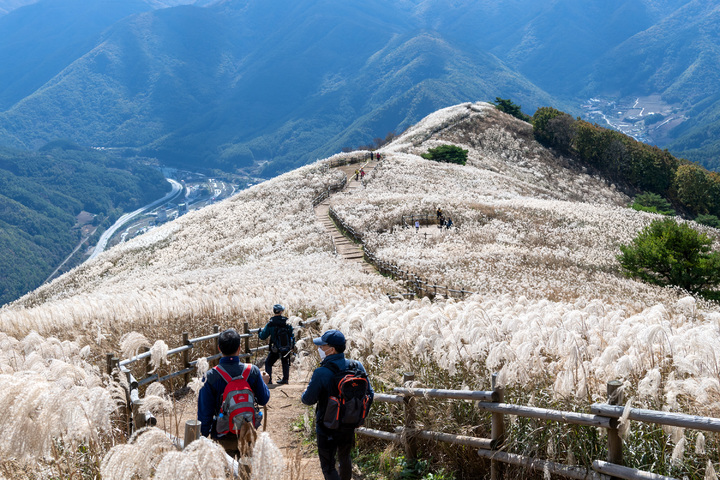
[331,102,714,307]
[0,156,395,477]
[0,159,394,348]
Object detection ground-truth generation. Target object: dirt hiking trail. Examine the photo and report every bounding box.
[168,159,381,479]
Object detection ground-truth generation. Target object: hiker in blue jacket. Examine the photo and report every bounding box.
[259,304,295,384]
[197,328,270,455]
[302,329,374,480]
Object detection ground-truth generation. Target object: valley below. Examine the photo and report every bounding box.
[581,94,687,147]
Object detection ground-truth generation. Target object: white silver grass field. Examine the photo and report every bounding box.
[0,102,718,475]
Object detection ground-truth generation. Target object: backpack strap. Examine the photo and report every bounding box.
[214,363,252,383]
[322,360,358,375]
[322,361,341,375]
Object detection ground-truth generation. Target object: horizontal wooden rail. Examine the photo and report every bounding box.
[373,393,404,404]
[398,428,492,450]
[476,450,608,480]
[118,319,316,368]
[593,460,678,480]
[356,375,720,479]
[393,387,497,402]
[591,404,720,433]
[477,403,613,429]
[356,427,401,443]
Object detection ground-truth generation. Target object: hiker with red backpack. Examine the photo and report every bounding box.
[259,304,295,385]
[302,329,374,480]
[197,328,270,456]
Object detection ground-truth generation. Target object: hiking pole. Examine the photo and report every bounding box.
[263,405,268,431]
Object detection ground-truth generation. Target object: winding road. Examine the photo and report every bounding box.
[88,178,183,261]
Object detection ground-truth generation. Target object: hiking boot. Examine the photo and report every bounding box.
[277,379,289,385]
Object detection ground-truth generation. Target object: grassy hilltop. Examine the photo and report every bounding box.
[1,103,719,478]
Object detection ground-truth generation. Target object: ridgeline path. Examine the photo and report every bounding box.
[314,160,378,274]
[173,160,381,478]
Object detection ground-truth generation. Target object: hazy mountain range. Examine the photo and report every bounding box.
[1,0,718,175]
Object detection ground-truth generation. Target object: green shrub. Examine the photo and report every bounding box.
[631,192,675,216]
[420,145,468,165]
[618,218,720,295]
[695,214,720,228]
[493,97,531,122]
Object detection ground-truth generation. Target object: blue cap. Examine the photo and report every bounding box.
[313,329,346,348]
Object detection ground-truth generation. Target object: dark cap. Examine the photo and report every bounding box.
[313,329,346,348]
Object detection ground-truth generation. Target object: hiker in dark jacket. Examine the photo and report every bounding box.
[258,304,294,384]
[302,329,374,480]
[197,328,270,455]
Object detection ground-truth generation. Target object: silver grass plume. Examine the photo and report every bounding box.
[0,374,115,461]
[189,357,210,395]
[251,432,285,480]
[101,427,176,479]
[671,437,687,466]
[150,340,169,372]
[120,332,151,360]
[706,460,718,480]
[618,397,633,440]
[696,433,706,455]
[154,436,229,480]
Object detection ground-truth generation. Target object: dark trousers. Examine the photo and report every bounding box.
[264,350,290,382]
[317,429,355,480]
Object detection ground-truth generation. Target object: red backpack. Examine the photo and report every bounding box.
[214,364,260,434]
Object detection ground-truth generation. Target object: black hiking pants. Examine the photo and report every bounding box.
[264,350,290,383]
[317,428,354,480]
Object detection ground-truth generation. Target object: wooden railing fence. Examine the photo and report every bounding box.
[312,175,348,208]
[328,206,475,300]
[359,374,720,480]
[106,317,319,444]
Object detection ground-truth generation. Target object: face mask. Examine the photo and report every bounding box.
[318,347,327,360]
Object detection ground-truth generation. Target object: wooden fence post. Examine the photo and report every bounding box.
[182,332,191,387]
[243,322,251,357]
[142,346,151,377]
[402,372,418,463]
[491,373,505,480]
[132,398,146,433]
[106,353,115,376]
[211,325,220,367]
[184,420,201,449]
[606,380,624,473]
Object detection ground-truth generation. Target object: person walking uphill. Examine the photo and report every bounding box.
[302,330,374,480]
[197,328,270,457]
[259,304,295,384]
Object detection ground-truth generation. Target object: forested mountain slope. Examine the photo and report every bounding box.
[0,144,168,306]
[3,0,720,172]
[0,0,557,175]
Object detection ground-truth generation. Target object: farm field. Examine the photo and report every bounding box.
[0,102,718,478]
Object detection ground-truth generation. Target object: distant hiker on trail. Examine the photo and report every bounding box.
[259,304,295,385]
[445,217,453,230]
[360,168,366,179]
[415,220,420,232]
[370,152,374,160]
[302,330,374,480]
[197,328,270,457]
[354,169,359,181]
[436,207,443,221]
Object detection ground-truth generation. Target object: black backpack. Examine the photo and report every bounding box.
[272,323,294,355]
[322,361,371,429]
